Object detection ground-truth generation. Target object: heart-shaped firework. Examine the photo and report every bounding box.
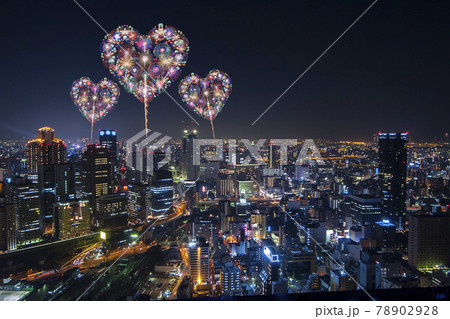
[100,24,189,104]
[178,69,232,120]
[70,76,120,123]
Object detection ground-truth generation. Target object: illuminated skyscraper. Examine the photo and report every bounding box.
[96,193,128,228]
[408,212,450,271]
[54,200,91,240]
[181,129,198,180]
[258,245,280,295]
[26,127,66,174]
[149,170,173,217]
[217,170,235,198]
[38,163,76,234]
[378,132,407,229]
[99,129,118,158]
[5,177,41,249]
[127,182,150,220]
[81,144,113,212]
[189,238,210,285]
[0,203,16,251]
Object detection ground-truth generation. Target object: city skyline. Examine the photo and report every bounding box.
[1,0,449,141]
[1,0,450,305]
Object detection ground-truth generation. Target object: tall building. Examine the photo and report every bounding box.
[5,177,41,249]
[217,170,235,198]
[189,238,210,285]
[127,182,150,220]
[347,194,381,226]
[38,163,76,233]
[191,214,219,245]
[408,212,450,271]
[181,129,198,180]
[95,193,128,228]
[378,132,408,229]
[81,144,113,212]
[99,129,118,158]
[220,262,241,296]
[258,245,280,295]
[149,170,173,217]
[374,220,396,251]
[0,203,16,251]
[54,200,91,240]
[26,127,66,174]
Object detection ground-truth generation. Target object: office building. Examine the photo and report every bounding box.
[181,129,198,180]
[54,200,91,240]
[235,164,260,182]
[191,214,219,244]
[408,212,450,271]
[217,171,235,198]
[189,238,210,285]
[0,203,16,251]
[81,144,113,212]
[96,193,128,228]
[221,262,241,296]
[258,246,280,295]
[38,163,76,234]
[378,132,407,229]
[127,182,150,220]
[282,249,317,279]
[330,268,357,292]
[99,129,118,158]
[347,194,381,226]
[26,127,66,174]
[374,220,396,251]
[5,177,41,248]
[150,170,173,217]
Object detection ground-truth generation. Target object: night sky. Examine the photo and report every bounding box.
[0,0,449,141]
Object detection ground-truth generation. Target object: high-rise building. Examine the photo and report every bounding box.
[99,129,118,158]
[95,193,128,228]
[0,203,16,251]
[189,238,210,285]
[5,177,41,249]
[378,132,408,229]
[347,194,381,226]
[127,182,150,221]
[408,212,450,271]
[374,220,396,251]
[38,163,76,233]
[181,129,198,180]
[220,262,241,296]
[258,245,280,295]
[149,170,173,217]
[191,214,219,244]
[26,127,66,174]
[81,144,113,212]
[217,171,235,198]
[54,200,91,240]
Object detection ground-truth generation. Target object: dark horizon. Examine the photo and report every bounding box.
[1,0,449,142]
